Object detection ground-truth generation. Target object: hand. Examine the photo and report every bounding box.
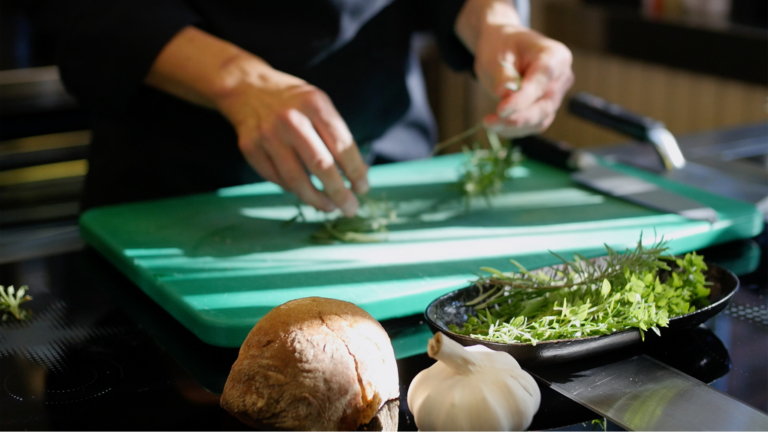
[213,59,369,216]
[456,0,574,138]
[146,27,368,216]
[477,28,574,138]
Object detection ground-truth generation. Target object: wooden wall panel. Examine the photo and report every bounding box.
[424,47,767,151]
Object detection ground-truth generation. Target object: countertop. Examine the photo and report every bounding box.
[2,122,768,430]
[1,234,766,430]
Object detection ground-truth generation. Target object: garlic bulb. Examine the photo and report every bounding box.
[407,332,541,431]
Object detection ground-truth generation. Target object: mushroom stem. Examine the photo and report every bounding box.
[427,332,477,375]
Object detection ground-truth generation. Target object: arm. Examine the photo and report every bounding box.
[147,27,368,216]
[455,0,574,137]
[59,1,367,216]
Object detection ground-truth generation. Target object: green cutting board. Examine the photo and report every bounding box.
[80,154,763,350]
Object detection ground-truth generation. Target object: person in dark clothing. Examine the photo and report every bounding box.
[57,0,573,214]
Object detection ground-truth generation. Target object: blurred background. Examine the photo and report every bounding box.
[1,0,767,261]
[422,0,768,148]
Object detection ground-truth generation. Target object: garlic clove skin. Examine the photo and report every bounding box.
[407,333,541,431]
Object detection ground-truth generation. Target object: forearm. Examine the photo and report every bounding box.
[144,26,275,109]
[144,25,367,216]
[455,0,523,54]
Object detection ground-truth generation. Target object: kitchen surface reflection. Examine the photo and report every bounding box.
[1,230,766,430]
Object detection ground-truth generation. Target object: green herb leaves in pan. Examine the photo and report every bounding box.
[449,240,712,344]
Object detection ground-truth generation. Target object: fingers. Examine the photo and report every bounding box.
[261,128,338,213]
[483,112,548,138]
[495,37,573,119]
[498,59,555,118]
[488,49,573,137]
[277,109,360,217]
[236,86,366,217]
[480,51,522,100]
[484,72,570,138]
[237,136,282,186]
[302,92,370,195]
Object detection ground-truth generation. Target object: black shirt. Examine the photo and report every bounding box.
[57,0,473,208]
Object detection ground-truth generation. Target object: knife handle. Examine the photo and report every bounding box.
[568,92,686,171]
[515,136,573,170]
[568,92,663,142]
[515,135,594,171]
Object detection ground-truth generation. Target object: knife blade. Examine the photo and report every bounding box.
[516,135,719,223]
[529,355,768,431]
[571,165,719,223]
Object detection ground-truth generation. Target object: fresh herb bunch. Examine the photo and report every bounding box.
[0,285,32,321]
[457,130,522,206]
[449,240,712,344]
[310,195,397,244]
[432,125,522,207]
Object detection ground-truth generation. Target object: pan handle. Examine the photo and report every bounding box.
[568,92,686,171]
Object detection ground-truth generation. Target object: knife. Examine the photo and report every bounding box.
[517,93,719,223]
[529,354,768,431]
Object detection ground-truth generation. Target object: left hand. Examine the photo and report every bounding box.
[456,0,574,138]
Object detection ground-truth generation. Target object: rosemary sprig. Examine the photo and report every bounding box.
[0,285,32,321]
[301,61,524,242]
[456,129,522,206]
[297,111,521,242]
[450,239,713,344]
[431,122,484,156]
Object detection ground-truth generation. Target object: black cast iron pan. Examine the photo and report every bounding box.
[425,261,739,367]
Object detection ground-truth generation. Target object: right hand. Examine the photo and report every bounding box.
[213,58,369,217]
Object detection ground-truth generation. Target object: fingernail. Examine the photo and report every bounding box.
[504,81,520,92]
[500,105,516,118]
[355,178,370,195]
[342,198,358,217]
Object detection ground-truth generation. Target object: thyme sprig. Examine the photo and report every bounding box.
[309,195,397,244]
[450,240,713,344]
[456,129,522,206]
[433,124,523,206]
[431,122,484,156]
[0,285,32,321]
[298,121,520,243]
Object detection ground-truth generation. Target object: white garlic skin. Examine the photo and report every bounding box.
[407,335,541,431]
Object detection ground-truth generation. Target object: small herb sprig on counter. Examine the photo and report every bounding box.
[450,240,712,344]
[456,130,522,206]
[433,124,522,207]
[309,195,397,244]
[298,121,520,243]
[0,285,32,321]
